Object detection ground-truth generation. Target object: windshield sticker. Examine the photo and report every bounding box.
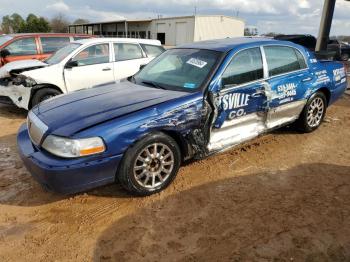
[184,83,197,89]
[186,58,208,68]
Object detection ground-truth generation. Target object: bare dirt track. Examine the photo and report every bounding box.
[0,92,350,261]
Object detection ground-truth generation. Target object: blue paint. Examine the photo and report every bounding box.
[18,37,348,194]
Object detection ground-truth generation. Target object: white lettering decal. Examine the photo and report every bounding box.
[222,93,250,111]
[276,83,297,101]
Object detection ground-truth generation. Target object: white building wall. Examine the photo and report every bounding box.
[150,17,195,46]
[194,16,245,42]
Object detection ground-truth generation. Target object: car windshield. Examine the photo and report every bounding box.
[133,48,222,92]
[45,43,81,65]
[0,35,13,46]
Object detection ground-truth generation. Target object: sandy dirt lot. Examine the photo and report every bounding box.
[0,88,350,261]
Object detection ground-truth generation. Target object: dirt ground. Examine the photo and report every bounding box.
[0,88,350,261]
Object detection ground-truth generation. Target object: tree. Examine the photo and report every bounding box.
[21,14,50,33]
[244,27,258,36]
[1,13,25,33]
[73,18,89,25]
[1,13,50,33]
[50,14,70,33]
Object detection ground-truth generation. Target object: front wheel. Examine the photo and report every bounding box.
[297,92,327,133]
[31,87,62,108]
[118,132,181,196]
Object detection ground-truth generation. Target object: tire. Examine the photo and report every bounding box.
[118,132,181,196]
[297,92,327,133]
[31,87,62,108]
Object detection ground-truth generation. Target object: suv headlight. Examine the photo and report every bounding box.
[42,135,106,158]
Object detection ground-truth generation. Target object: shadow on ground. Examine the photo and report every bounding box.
[94,163,350,262]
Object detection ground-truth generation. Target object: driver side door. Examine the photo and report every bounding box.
[64,43,114,92]
[208,47,268,152]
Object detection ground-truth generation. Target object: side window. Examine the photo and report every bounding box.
[6,37,37,56]
[72,44,110,66]
[40,37,70,53]
[264,46,305,76]
[114,43,144,61]
[140,44,165,57]
[222,47,264,88]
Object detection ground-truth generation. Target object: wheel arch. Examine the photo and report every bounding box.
[315,87,331,106]
[29,84,64,109]
[160,130,192,162]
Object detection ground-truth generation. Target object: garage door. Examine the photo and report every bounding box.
[175,22,187,46]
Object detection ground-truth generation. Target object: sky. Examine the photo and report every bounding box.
[0,0,349,36]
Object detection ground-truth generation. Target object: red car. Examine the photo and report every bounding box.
[0,33,94,66]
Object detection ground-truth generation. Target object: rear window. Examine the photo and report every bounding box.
[40,37,70,53]
[140,44,165,57]
[264,46,306,77]
[114,43,144,61]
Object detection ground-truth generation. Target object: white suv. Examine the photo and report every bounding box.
[0,38,164,109]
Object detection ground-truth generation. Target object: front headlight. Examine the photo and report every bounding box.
[42,135,106,158]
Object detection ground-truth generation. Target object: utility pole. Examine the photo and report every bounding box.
[316,0,336,51]
[316,0,349,51]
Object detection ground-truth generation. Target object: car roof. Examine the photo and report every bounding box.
[6,33,92,37]
[73,37,162,46]
[178,37,297,53]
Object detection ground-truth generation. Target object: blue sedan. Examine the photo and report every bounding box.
[18,37,348,196]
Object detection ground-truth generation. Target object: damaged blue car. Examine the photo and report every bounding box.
[17,37,348,196]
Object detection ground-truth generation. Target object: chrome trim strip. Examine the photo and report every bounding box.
[27,111,48,146]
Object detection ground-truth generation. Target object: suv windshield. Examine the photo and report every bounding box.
[46,43,81,65]
[134,48,221,92]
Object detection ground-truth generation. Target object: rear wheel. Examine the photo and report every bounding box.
[297,92,327,133]
[31,87,62,108]
[118,132,181,196]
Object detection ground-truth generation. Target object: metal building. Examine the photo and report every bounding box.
[68,15,245,46]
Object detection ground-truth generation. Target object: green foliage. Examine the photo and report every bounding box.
[1,13,51,33]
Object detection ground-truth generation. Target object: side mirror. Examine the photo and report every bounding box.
[139,64,146,70]
[0,49,10,59]
[65,60,78,69]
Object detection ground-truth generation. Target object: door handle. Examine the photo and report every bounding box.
[251,88,265,98]
[302,77,313,82]
[102,67,111,71]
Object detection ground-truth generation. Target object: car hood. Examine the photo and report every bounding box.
[0,59,48,78]
[32,81,190,137]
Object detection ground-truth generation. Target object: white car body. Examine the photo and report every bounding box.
[0,38,163,109]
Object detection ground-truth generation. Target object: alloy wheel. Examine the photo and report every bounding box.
[307,97,325,128]
[133,143,174,189]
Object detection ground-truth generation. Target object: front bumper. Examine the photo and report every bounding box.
[17,124,122,194]
[0,84,31,109]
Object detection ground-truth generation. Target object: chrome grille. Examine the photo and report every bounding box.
[27,111,48,146]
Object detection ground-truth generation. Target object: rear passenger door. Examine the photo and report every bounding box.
[263,45,310,129]
[112,43,149,80]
